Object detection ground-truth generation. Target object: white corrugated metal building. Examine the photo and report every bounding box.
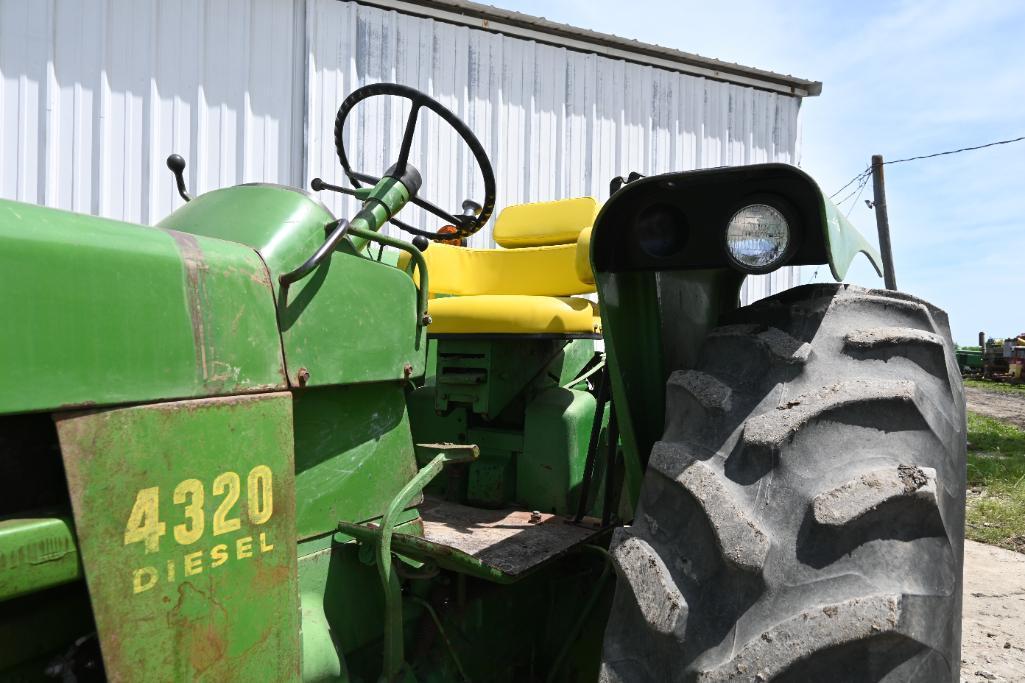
[0,0,820,300]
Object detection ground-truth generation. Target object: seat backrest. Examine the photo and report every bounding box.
[493,197,599,248]
[412,240,594,297]
[399,197,599,297]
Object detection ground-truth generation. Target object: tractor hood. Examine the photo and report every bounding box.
[0,200,287,415]
[157,185,427,388]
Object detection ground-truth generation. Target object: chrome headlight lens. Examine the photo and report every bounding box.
[725,204,790,271]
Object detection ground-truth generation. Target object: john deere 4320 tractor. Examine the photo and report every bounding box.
[0,84,965,682]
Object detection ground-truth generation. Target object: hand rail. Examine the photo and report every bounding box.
[277,219,350,302]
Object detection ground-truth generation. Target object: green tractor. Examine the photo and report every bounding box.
[0,84,965,682]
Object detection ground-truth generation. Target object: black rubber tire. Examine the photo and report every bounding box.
[600,283,966,682]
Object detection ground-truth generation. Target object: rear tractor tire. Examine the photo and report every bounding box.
[600,283,966,682]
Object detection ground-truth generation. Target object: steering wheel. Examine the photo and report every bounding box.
[334,83,497,240]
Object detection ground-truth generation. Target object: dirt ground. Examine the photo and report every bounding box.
[966,386,1025,431]
[962,540,1025,681]
[962,384,1025,680]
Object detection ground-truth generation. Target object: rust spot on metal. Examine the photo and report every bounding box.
[168,583,230,674]
[55,400,98,411]
[416,496,601,577]
[147,392,289,413]
[163,229,210,382]
[246,248,291,388]
[403,363,414,379]
[296,367,311,386]
[224,263,275,288]
[251,561,291,592]
[189,624,229,674]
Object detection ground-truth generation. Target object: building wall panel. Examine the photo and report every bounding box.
[0,0,304,224]
[1,0,801,298]
[305,0,802,296]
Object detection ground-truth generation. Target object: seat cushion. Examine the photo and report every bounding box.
[493,197,599,248]
[403,241,595,297]
[428,295,601,336]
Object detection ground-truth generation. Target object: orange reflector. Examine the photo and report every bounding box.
[438,225,463,246]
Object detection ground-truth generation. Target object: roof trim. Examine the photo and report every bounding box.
[351,0,822,98]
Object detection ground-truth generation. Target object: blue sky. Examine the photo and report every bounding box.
[493,0,1025,344]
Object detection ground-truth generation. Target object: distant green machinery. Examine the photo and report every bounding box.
[957,346,984,375]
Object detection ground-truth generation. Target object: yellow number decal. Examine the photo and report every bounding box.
[247,465,274,525]
[124,486,166,553]
[212,471,242,535]
[172,478,205,545]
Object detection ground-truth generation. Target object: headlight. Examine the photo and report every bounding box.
[725,203,790,272]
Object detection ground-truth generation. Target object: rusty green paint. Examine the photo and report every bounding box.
[158,185,428,388]
[0,199,286,415]
[0,515,81,601]
[54,392,299,682]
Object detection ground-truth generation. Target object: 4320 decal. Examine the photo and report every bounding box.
[123,465,273,553]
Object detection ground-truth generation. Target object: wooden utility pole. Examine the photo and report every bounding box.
[871,154,897,290]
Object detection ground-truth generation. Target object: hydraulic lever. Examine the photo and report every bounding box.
[166,154,192,202]
[310,177,364,198]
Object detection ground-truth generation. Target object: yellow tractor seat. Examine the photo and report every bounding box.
[427,295,600,336]
[403,197,601,336]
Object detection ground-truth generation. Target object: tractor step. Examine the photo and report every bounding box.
[338,495,603,583]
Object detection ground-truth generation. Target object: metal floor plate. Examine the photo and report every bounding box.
[417,496,602,578]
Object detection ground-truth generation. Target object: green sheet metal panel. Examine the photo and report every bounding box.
[278,251,425,387]
[158,186,427,387]
[0,200,286,415]
[520,388,596,515]
[822,195,885,280]
[0,516,81,601]
[293,383,419,540]
[594,269,744,515]
[54,393,300,682]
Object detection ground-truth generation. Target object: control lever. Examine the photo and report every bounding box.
[166,154,192,202]
[310,177,363,198]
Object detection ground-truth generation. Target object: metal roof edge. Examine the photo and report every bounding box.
[350,0,822,98]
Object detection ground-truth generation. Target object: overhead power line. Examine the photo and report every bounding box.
[845,174,871,217]
[830,168,870,199]
[885,135,1025,165]
[832,171,870,206]
[830,134,1025,198]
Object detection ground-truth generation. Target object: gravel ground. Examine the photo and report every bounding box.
[966,387,1025,431]
[962,540,1025,681]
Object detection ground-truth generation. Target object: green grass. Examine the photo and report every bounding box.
[966,412,1025,552]
[964,378,1025,395]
